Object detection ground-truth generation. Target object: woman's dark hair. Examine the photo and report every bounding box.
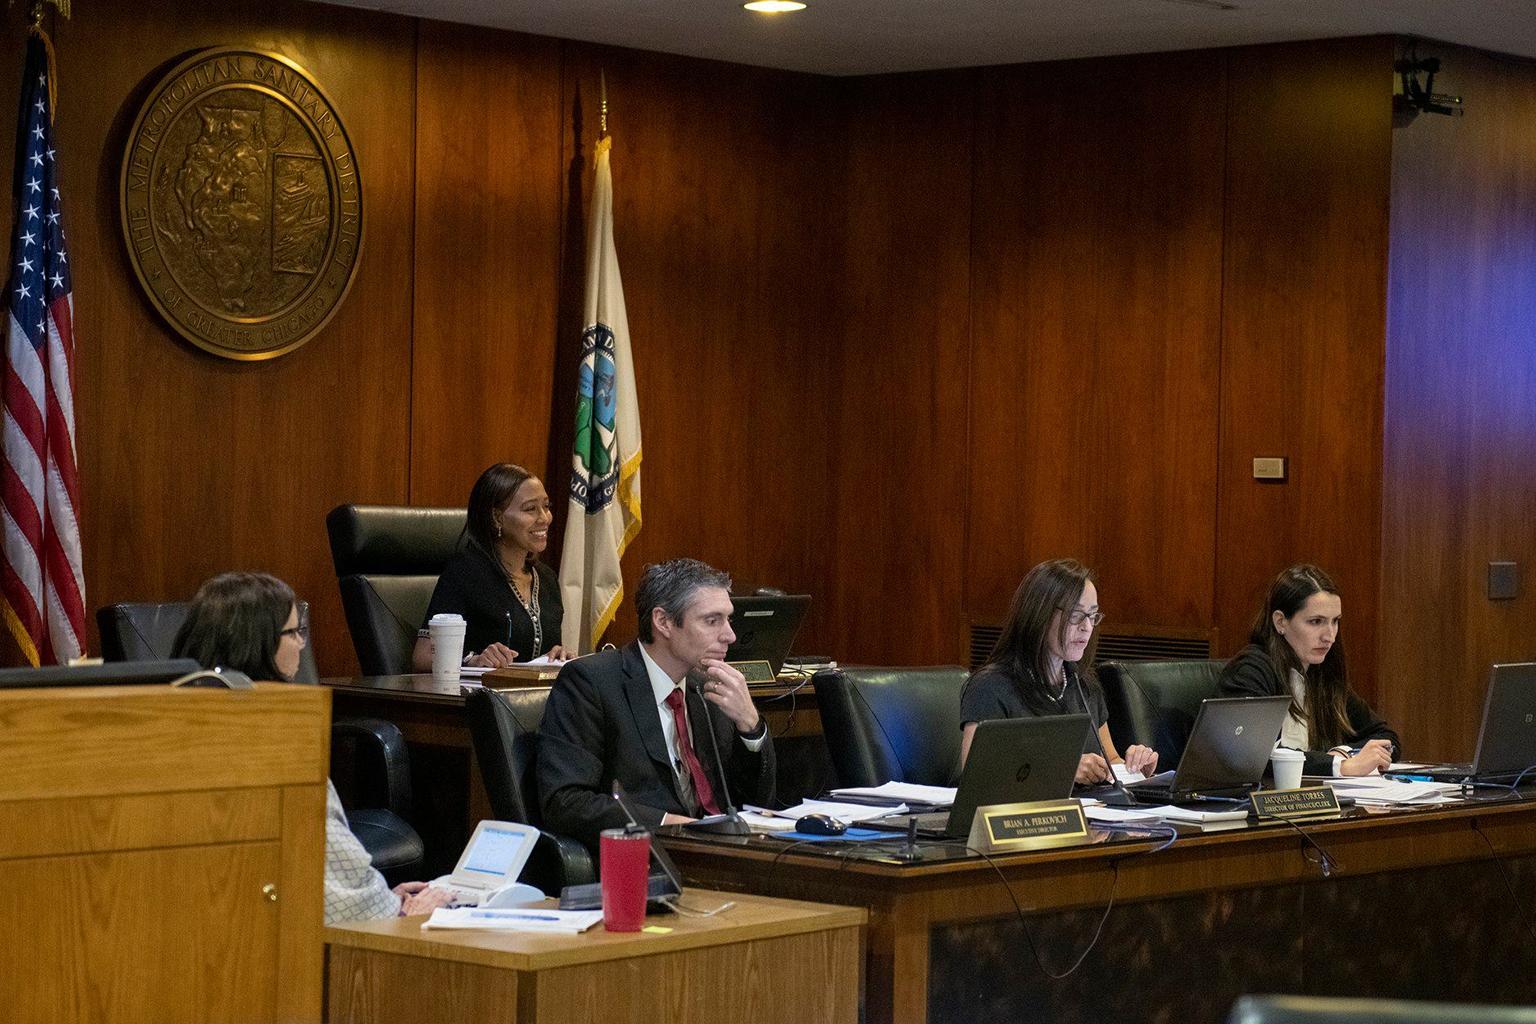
[465,462,536,573]
[978,558,1101,715]
[1247,563,1352,747]
[171,571,296,681]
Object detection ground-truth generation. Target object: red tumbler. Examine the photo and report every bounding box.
[599,828,651,931]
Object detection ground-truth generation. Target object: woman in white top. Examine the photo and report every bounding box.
[174,571,454,923]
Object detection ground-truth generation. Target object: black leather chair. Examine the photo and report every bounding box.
[1098,658,1225,768]
[1229,995,1536,1024]
[812,666,969,789]
[464,686,596,894]
[95,600,426,885]
[325,504,467,676]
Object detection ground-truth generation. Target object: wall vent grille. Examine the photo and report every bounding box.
[968,625,1212,671]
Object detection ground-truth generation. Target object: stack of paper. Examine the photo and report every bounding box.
[740,799,909,832]
[421,907,604,934]
[1139,804,1251,823]
[1323,776,1463,805]
[1084,805,1167,826]
[828,782,958,806]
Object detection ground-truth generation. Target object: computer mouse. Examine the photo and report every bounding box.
[796,813,848,836]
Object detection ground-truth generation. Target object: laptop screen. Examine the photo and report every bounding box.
[1472,662,1536,777]
[725,593,811,675]
[452,821,538,886]
[461,825,530,879]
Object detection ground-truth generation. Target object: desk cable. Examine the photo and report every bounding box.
[1457,763,1536,801]
[949,825,1177,981]
[1257,814,1340,878]
[1469,821,1536,945]
[752,673,814,737]
[765,824,1177,981]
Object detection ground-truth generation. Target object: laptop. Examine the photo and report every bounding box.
[430,819,540,906]
[0,658,204,689]
[1126,695,1291,803]
[868,714,1089,838]
[1391,662,1536,784]
[725,593,810,677]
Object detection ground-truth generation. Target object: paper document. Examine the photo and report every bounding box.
[828,781,957,806]
[1142,804,1250,823]
[1322,776,1462,804]
[1112,764,1147,784]
[1085,805,1166,825]
[422,907,603,933]
[741,800,910,831]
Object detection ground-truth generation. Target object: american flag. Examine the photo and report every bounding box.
[0,34,83,666]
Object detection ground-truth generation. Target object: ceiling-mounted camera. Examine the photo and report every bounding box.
[1394,48,1464,120]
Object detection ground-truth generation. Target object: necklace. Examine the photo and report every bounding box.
[504,560,542,656]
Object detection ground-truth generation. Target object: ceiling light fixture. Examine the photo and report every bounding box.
[1144,0,1239,10]
[743,1,807,13]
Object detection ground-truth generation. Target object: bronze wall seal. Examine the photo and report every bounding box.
[120,48,363,360]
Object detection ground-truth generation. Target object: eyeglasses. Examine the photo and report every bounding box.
[279,623,309,642]
[1065,610,1104,628]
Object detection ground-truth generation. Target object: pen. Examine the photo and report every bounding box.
[468,910,562,921]
[1385,773,1434,782]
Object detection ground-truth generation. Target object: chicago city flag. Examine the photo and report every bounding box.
[1,33,84,666]
[559,135,641,654]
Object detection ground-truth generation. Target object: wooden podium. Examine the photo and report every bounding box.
[0,681,329,1024]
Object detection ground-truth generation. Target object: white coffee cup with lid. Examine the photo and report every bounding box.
[428,613,467,684]
[1270,746,1305,790]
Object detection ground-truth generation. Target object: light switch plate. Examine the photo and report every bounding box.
[1489,561,1518,601]
[1252,456,1288,482]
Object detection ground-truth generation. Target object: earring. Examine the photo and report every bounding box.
[495,521,502,540]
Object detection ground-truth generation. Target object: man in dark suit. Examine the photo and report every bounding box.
[538,558,775,853]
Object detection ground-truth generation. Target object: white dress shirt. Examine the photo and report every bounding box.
[1281,668,1344,776]
[638,643,766,798]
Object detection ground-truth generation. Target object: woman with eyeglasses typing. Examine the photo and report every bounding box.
[412,462,566,671]
[1218,564,1398,777]
[960,558,1159,783]
[173,571,453,923]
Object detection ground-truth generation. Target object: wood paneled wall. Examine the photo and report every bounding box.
[43,0,841,673]
[966,52,1226,634]
[54,0,417,676]
[408,22,563,507]
[824,71,973,664]
[1215,37,1395,699]
[553,45,842,648]
[25,0,1534,768]
[1379,44,1536,759]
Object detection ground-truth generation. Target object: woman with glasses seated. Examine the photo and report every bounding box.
[960,558,1159,784]
[1218,564,1398,777]
[173,571,453,924]
[412,462,566,671]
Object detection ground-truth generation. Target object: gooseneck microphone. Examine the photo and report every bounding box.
[682,676,752,836]
[1071,665,1138,808]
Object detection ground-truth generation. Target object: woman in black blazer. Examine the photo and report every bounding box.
[1218,564,1398,777]
[411,462,565,670]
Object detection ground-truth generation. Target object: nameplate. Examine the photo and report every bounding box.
[1249,786,1341,820]
[483,663,562,686]
[966,799,1089,853]
[726,660,776,685]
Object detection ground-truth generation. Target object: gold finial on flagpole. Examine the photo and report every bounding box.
[23,0,70,26]
[599,70,608,137]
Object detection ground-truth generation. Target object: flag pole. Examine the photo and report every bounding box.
[25,0,71,25]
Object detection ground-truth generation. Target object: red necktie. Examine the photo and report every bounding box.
[664,688,720,816]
